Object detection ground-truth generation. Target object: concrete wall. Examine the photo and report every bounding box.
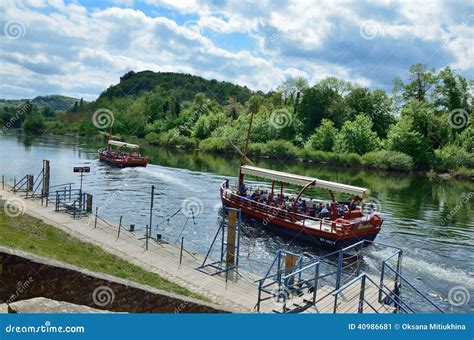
[0,247,233,313]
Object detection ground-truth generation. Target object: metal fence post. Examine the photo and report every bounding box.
[94,207,98,228]
[117,216,122,238]
[358,275,366,313]
[180,237,184,265]
[336,249,343,290]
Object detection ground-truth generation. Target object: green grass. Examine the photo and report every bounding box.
[0,209,208,301]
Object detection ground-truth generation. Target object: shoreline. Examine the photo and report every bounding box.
[5,129,473,181]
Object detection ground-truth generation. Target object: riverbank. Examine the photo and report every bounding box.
[10,129,473,180]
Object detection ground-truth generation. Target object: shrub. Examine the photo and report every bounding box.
[157,130,196,149]
[434,145,474,171]
[258,140,298,158]
[362,150,414,171]
[296,148,330,162]
[326,152,362,166]
[145,132,160,145]
[198,137,233,152]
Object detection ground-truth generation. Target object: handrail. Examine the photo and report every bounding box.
[383,262,444,313]
[332,273,413,314]
[282,260,319,280]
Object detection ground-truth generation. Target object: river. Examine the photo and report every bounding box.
[0,131,472,312]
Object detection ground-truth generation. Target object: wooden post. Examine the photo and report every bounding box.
[226,209,237,265]
[27,175,34,192]
[285,253,297,286]
[86,194,93,213]
[43,160,50,199]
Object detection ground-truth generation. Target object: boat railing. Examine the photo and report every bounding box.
[222,187,358,235]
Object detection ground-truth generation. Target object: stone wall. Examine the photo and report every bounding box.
[0,247,233,313]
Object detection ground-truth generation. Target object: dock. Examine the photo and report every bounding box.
[0,166,445,314]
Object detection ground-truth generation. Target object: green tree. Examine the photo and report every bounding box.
[306,119,338,151]
[22,112,45,134]
[334,114,380,154]
[403,64,437,102]
[345,87,395,138]
[386,116,433,167]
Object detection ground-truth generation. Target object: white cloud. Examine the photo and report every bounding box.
[0,0,472,100]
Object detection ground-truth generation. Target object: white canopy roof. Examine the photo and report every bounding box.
[108,140,140,149]
[241,165,368,197]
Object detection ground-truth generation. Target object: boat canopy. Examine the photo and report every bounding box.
[108,140,140,149]
[240,165,369,197]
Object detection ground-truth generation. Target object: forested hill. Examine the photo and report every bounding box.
[0,95,80,111]
[98,70,253,104]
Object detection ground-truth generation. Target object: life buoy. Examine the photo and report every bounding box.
[332,218,350,229]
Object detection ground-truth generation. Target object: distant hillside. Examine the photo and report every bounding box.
[0,95,82,111]
[98,71,253,104]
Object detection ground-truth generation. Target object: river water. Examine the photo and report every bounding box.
[0,131,472,312]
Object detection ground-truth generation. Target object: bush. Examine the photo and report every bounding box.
[145,132,159,145]
[362,151,414,171]
[256,140,298,158]
[198,137,233,152]
[297,148,330,162]
[325,152,362,166]
[157,130,196,149]
[434,145,474,171]
[248,143,266,156]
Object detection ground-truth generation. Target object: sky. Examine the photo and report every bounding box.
[0,0,473,101]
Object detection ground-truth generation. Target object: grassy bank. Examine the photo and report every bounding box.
[0,209,207,301]
[147,136,473,179]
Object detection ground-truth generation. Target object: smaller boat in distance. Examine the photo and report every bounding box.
[99,140,148,167]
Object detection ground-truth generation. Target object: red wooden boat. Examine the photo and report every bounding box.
[221,165,383,248]
[98,140,148,167]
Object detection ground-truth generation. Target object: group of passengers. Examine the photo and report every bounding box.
[239,182,361,219]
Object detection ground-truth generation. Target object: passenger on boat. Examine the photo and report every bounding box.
[319,204,330,218]
[239,182,248,196]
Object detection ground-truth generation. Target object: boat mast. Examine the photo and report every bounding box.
[238,110,255,187]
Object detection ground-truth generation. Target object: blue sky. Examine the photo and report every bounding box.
[0,0,472,100]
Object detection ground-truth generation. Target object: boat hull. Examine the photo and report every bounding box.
[99,152,148,167]
[220,182,381,249]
